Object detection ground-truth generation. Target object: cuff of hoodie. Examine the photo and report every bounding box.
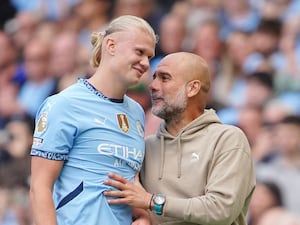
[163,196,188,219]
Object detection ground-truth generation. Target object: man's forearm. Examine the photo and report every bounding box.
[30,189,57,225]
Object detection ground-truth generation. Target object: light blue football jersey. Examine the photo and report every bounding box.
[31,78,145,225]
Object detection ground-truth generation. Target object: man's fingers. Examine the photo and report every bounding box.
[108,172,127,184]
[105,173,135,191]
[104,190,123,197]
[104,178,124,190]
[107,198,121,204]
[106,195,127,205]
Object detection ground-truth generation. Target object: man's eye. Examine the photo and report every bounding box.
[136,50,143,55]
[161,75,169,81]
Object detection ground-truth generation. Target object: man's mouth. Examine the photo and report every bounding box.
[133,66,144,76]
[151,95,163,102]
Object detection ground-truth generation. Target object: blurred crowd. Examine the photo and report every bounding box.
[0,0,300,225]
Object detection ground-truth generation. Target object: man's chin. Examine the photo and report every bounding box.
[152,108,163,118]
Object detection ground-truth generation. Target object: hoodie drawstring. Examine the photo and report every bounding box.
[177,137,182,178]
[158,135,165,180]
[158,134,183,179]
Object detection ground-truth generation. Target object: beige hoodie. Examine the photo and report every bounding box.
[141,109,256,225]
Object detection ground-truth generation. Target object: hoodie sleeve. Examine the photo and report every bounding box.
[162,126,256,225]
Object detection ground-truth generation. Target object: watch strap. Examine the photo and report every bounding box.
[154,203,163,215]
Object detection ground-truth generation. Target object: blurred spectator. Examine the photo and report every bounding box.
[0,115,33,225]
[150,12,187,73]
[0,31,24,87]
[252,19,282,58]
[0,185,20,225]
[219,0,261,41]
[0,164,31,225]
[186,0,221,9]
[5,12,39,55]
[244,18,282,75]
[263,91,300,123]
[190,19,223,80]
[32,20,59,46]
[237,106,264,148]
[217,71,274,126]
[213,31,252,108]
[0,129,12,163]
[50,28,96,93]
[256,115,300,216]
[73,0,113,48]
[250,123,276,163]
[271,17,300,93]
[0,31,24,128]
[49,30,82,78]
[248,180,283,225]
[4,114,34,160]
[113,0,164,33]
[244,72,274,108]
[252,0,300,22]
[184,6,217,50]
[257,207,300,225]
[168,0,190,19]
[10,0,79,21]
[262,97,297,126]
[55,46,93,92]
[0,114,33,180]
[17,37,57,119]
[0,0,16,29]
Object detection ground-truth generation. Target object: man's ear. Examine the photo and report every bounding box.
[186,80,201,97]
[104,37,116,56]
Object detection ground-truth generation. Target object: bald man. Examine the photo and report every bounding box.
[104,52,256,225]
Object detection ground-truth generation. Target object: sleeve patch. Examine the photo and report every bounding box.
[33,137,43,146]
[37,112,48,133]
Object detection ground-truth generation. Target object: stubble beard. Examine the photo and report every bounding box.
[152,85,187,122]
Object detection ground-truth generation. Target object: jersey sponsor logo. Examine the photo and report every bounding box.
[117,114,129,133]
[136,120,144,137]
[97,143,144,170]
[37,112,48,133]
[114,159,127,167]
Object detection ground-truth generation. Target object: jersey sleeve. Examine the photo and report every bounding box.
[31,94,77,161]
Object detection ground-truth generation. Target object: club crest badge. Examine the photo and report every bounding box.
[117,114,129,133]
[37,112,48,133]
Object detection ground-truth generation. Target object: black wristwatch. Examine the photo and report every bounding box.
[153,194,166,215]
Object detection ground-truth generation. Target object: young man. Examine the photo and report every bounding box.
[104,52,256,225]
[29,15,157,225]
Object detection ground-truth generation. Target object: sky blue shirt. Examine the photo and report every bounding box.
[31,78,145,225]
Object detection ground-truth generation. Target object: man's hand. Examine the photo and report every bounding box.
[104,173,153,210]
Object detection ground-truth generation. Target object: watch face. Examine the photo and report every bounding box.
[154,194,166,205]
